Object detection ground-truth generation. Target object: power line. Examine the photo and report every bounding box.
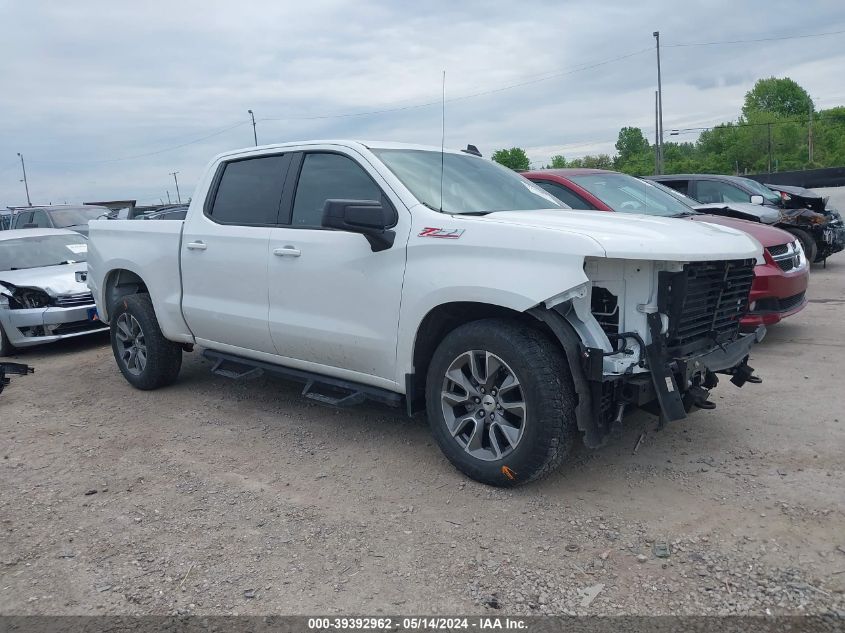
[258,48,653,123]
[28,120,250,165]
[664,28,845,48]
[12,27,845,168]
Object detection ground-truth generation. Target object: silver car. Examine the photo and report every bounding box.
[0,229,108,356]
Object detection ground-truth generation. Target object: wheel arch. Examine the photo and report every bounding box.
[102,268,149,322]
[407,301,566,413]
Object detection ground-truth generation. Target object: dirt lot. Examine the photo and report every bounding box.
[1,261,844,617]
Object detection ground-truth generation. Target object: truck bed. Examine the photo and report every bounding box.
[86,219,193,342]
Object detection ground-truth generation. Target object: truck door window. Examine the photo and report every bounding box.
[209,155,289,225]
[695,180,749,204]
[291,153,384,227]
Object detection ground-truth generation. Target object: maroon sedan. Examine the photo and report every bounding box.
[523,169,809,328]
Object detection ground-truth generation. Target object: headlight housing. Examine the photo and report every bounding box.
[793,239,806,268]
[11,287,52,309]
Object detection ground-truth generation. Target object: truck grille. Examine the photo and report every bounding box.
[53,292,94,307]
[659,259,755,355]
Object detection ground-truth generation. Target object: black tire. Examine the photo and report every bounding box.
[425,318,577,487]
[110,293,182,390]
[787,228,818,264]
[0,322,14,357]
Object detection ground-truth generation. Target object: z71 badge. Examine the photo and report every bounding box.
[418,227,465,239]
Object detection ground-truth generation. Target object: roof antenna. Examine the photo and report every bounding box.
[439,69,445,212]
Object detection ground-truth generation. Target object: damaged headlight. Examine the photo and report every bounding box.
[8,287,51,309]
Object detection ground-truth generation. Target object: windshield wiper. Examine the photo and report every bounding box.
[672,211,698,218]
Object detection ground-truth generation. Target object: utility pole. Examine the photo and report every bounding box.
[248,109,258,146]
[170,171,182,204]
[654,91,660,175]
[767,122,773,174]
[17,153,32,206]
[653,31,664,175]
[808,110,814,164]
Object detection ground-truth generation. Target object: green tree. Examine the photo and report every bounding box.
[491,147,530,171]
[615,127,651,163]
[576,154,613,169]
[547,154,567,168]
[742,77,814,119]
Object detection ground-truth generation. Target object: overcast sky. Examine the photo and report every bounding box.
[1,0,844,207]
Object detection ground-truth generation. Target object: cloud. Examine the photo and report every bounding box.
[0,0,843,205]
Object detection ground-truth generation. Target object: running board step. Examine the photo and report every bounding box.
[210,358,264,380]
[202,349,403,409]
[301,380,365,407]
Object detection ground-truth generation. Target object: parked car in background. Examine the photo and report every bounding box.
[523,169,809,329]
[87,140,765,486]
[0,229,107,355]
[9,205,110,237]
[649,180,778,223]
[648,174,845,263]
[134,205,188,221]
[0,210,11,231]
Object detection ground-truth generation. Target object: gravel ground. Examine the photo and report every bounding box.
[1,260,844,617]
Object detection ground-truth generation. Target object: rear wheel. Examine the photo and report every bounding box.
[425,318,577,486]
[787,228,818,263]
[110,293,182,390]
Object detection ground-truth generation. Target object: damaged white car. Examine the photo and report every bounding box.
[0,229,107,356]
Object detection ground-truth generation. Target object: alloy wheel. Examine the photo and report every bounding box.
[115,313,147,376]
[440,350,527,461]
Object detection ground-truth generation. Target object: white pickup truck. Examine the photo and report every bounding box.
[88,140,765,486]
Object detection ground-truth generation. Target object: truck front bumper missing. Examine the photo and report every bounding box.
[645,318,765,423]
[581,317,765,442]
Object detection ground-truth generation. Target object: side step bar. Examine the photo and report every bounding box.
[203,349,403,409]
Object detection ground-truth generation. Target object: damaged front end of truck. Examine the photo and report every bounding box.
[531,257,764,449]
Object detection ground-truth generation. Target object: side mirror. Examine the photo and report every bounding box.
[750,195,764,205]
[322,199,396,252]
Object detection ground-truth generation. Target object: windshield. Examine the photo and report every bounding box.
[568,173,695,217]
[371,149,566,214]
[48,207,106,228]
[0,234,88,271]
[734,177,781,204]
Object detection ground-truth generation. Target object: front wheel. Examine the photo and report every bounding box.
[787,228,818,263]
[425,319,577,486]
[110,293,182,390]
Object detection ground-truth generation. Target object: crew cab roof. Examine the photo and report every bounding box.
[211,140,470,163]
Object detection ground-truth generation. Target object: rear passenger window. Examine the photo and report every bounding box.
[660,180,690,196]
[291,153,384,227]
[210,155,288,225]
[696,180,750,204]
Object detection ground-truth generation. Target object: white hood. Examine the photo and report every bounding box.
[481,209,762,262]
[0,262,89,296]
